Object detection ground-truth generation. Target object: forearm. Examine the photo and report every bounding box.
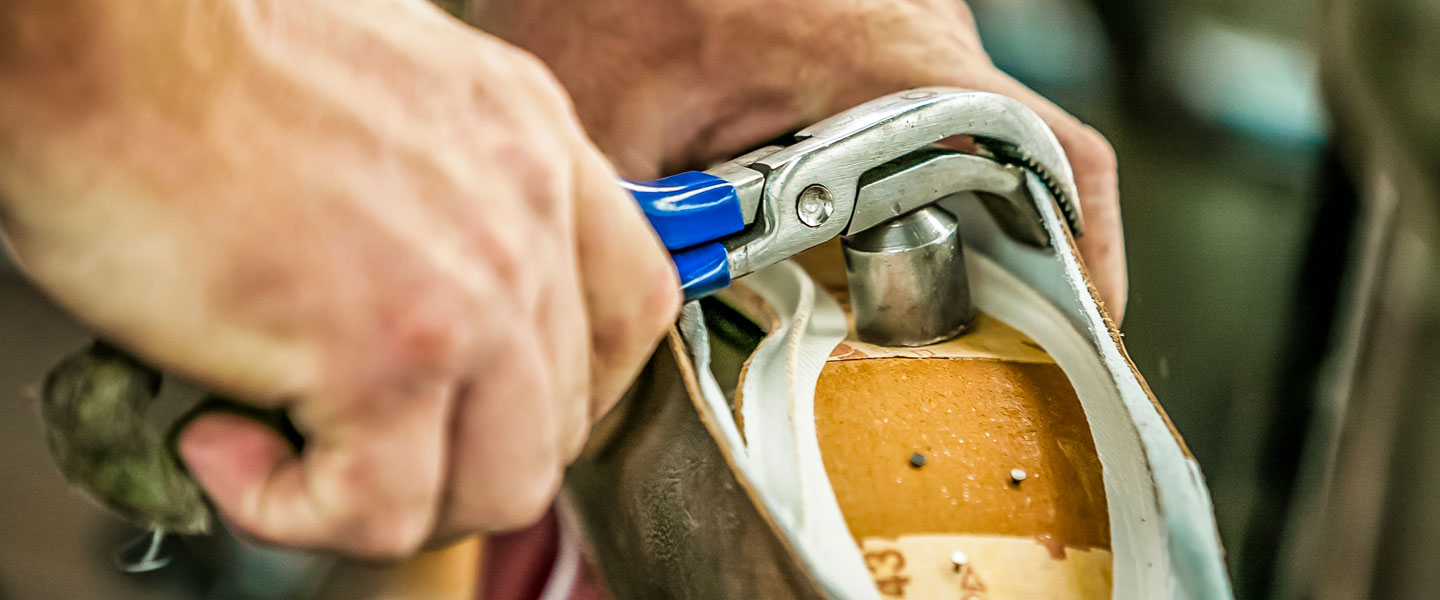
[466,0,985,175]
[467,0,819,175]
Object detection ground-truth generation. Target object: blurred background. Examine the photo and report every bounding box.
[2,0,1437,598]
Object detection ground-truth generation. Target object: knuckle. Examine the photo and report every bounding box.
[562,392,594,461]
[493,142,568,226]
[327,496,432,560]
[505,47,574,115]
[485,465,562,532]
[1069,125,1117,176]
[647,262,682,331]
[318,462,437,560]
[590,259,678,366]
[381,298,468,374]
[505,49,596,149]
[562,424,588,463]
[642,266,682,334]
[351,511,431,560]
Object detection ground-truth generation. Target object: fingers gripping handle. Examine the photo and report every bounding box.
[622,172,743,301]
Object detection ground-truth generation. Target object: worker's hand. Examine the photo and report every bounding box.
[472,0,1127,318]
[0,0,677,558]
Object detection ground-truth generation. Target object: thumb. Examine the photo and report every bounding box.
[177,387,449,559]
[177,412,313,539]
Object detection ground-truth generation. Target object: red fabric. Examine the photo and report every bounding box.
[478,508,609,600]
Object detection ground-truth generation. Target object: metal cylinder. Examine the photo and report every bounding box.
[842,205,974,347]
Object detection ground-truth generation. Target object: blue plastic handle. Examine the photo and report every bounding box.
[621,172,746,251]
[671,242,731,301]
[622,171,743,301]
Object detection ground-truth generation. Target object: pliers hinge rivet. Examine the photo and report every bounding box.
[795,185,834,228]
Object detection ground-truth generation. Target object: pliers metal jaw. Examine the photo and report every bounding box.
[626,87,1082,301]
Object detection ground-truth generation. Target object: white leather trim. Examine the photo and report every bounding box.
[952,183,1232,600]
[738,262,878,599]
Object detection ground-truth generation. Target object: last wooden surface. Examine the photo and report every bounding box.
[814,308,1114,598]
[816,291,1111,547]
[815,354,1110,550]
[315,537,482,600]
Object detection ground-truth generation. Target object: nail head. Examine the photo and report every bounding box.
[950,550,968,571]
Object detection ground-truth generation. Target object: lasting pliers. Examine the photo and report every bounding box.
[624,87,1084,301]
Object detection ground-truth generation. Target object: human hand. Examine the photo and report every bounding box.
[0,0,677,558]
[471,0,1127,318]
